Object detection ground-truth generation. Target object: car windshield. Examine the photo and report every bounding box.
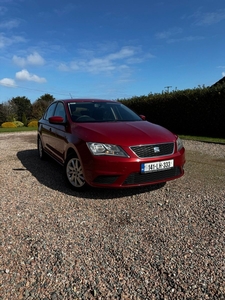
[68,102,142,123]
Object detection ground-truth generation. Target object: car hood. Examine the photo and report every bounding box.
[73,121,176,146]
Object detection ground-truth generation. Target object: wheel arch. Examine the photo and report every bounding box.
[64,145,82,164]
[65,147,77,159]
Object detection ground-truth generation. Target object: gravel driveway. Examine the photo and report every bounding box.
[0,132,225,299]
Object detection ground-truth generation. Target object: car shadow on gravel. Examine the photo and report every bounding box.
[17,149,165,199]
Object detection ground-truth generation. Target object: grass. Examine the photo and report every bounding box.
[179,135,225,145]
[0,127,38,133]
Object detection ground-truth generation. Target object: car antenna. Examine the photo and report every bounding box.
[69,93,73,99]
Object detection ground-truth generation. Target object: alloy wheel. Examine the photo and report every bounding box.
[65,156,86,189]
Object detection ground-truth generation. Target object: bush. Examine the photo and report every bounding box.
[13,121,24,127]
[1,122,17,128]
[28,120,38,127]
[22,113,28,126]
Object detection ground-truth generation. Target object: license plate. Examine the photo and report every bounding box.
[141,159,174,173]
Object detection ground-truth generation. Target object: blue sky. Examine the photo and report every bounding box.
[0,0,225,103]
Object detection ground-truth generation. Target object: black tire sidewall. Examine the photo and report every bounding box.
[38,136,46,160]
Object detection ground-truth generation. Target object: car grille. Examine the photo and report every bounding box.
[130,142,174,158]
[123,167,181,185]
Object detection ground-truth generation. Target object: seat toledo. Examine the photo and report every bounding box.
[37,99,185,191]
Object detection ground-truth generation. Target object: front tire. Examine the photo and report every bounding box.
[38,136,47,160]
[64,154,88,191]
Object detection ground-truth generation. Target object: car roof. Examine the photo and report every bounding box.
[55,99,117,104]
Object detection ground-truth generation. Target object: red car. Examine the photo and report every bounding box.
[37,99,185,191]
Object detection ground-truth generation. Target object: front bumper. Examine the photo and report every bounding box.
[82,147,185,188]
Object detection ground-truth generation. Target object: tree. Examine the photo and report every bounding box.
[0,101,18,122]
[36,93,55,104]
[31,94,55,119]
[22,112,28,126]
[10,96,32,122]
[0,104,7,124]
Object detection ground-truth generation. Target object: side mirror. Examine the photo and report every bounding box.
[49,116,65,124]
[139,115,146,120]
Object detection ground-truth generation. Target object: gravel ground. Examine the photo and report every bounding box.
[0,132,225,300]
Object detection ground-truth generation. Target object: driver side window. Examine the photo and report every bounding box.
[45,103,57,120]
[54,102,66,121]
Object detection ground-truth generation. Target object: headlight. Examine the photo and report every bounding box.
[176,137,183,151]
[87,142,129,157]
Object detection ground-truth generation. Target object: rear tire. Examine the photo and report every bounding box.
[64,153,88,191]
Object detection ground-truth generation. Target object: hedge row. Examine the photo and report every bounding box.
[119,85,225,138]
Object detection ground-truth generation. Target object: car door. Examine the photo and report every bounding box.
[50,102,67,163]
[41,102,57,155]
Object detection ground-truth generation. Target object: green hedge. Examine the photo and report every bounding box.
[119,85,225,138]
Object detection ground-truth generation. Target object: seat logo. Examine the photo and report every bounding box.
[153,146,160,153]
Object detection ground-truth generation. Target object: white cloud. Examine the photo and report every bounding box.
[58,63,70,72]
[86,57,116,73]
[0,33,26,48]
[222,72,225,77]
[198,11,225,26]
[27,52,45,65]
[0,78,16,87]
[189,9,225,26]
[107,47,135,60]
[12,55,26,67]
[15,69,46,83]
[127,52,155,64]
[59,46,151,74]
[70,61,80,71]
[155,27,183,40]
[167,36,204,43]
[84,47,137,73]
[155,27,204,43]
[0,19,20,29]
[13,52,45,67]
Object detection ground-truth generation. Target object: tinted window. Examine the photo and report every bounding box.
[54,102,66,120]
[44,102,57,120]
[68,102,142,122]
[113,103,141,121]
